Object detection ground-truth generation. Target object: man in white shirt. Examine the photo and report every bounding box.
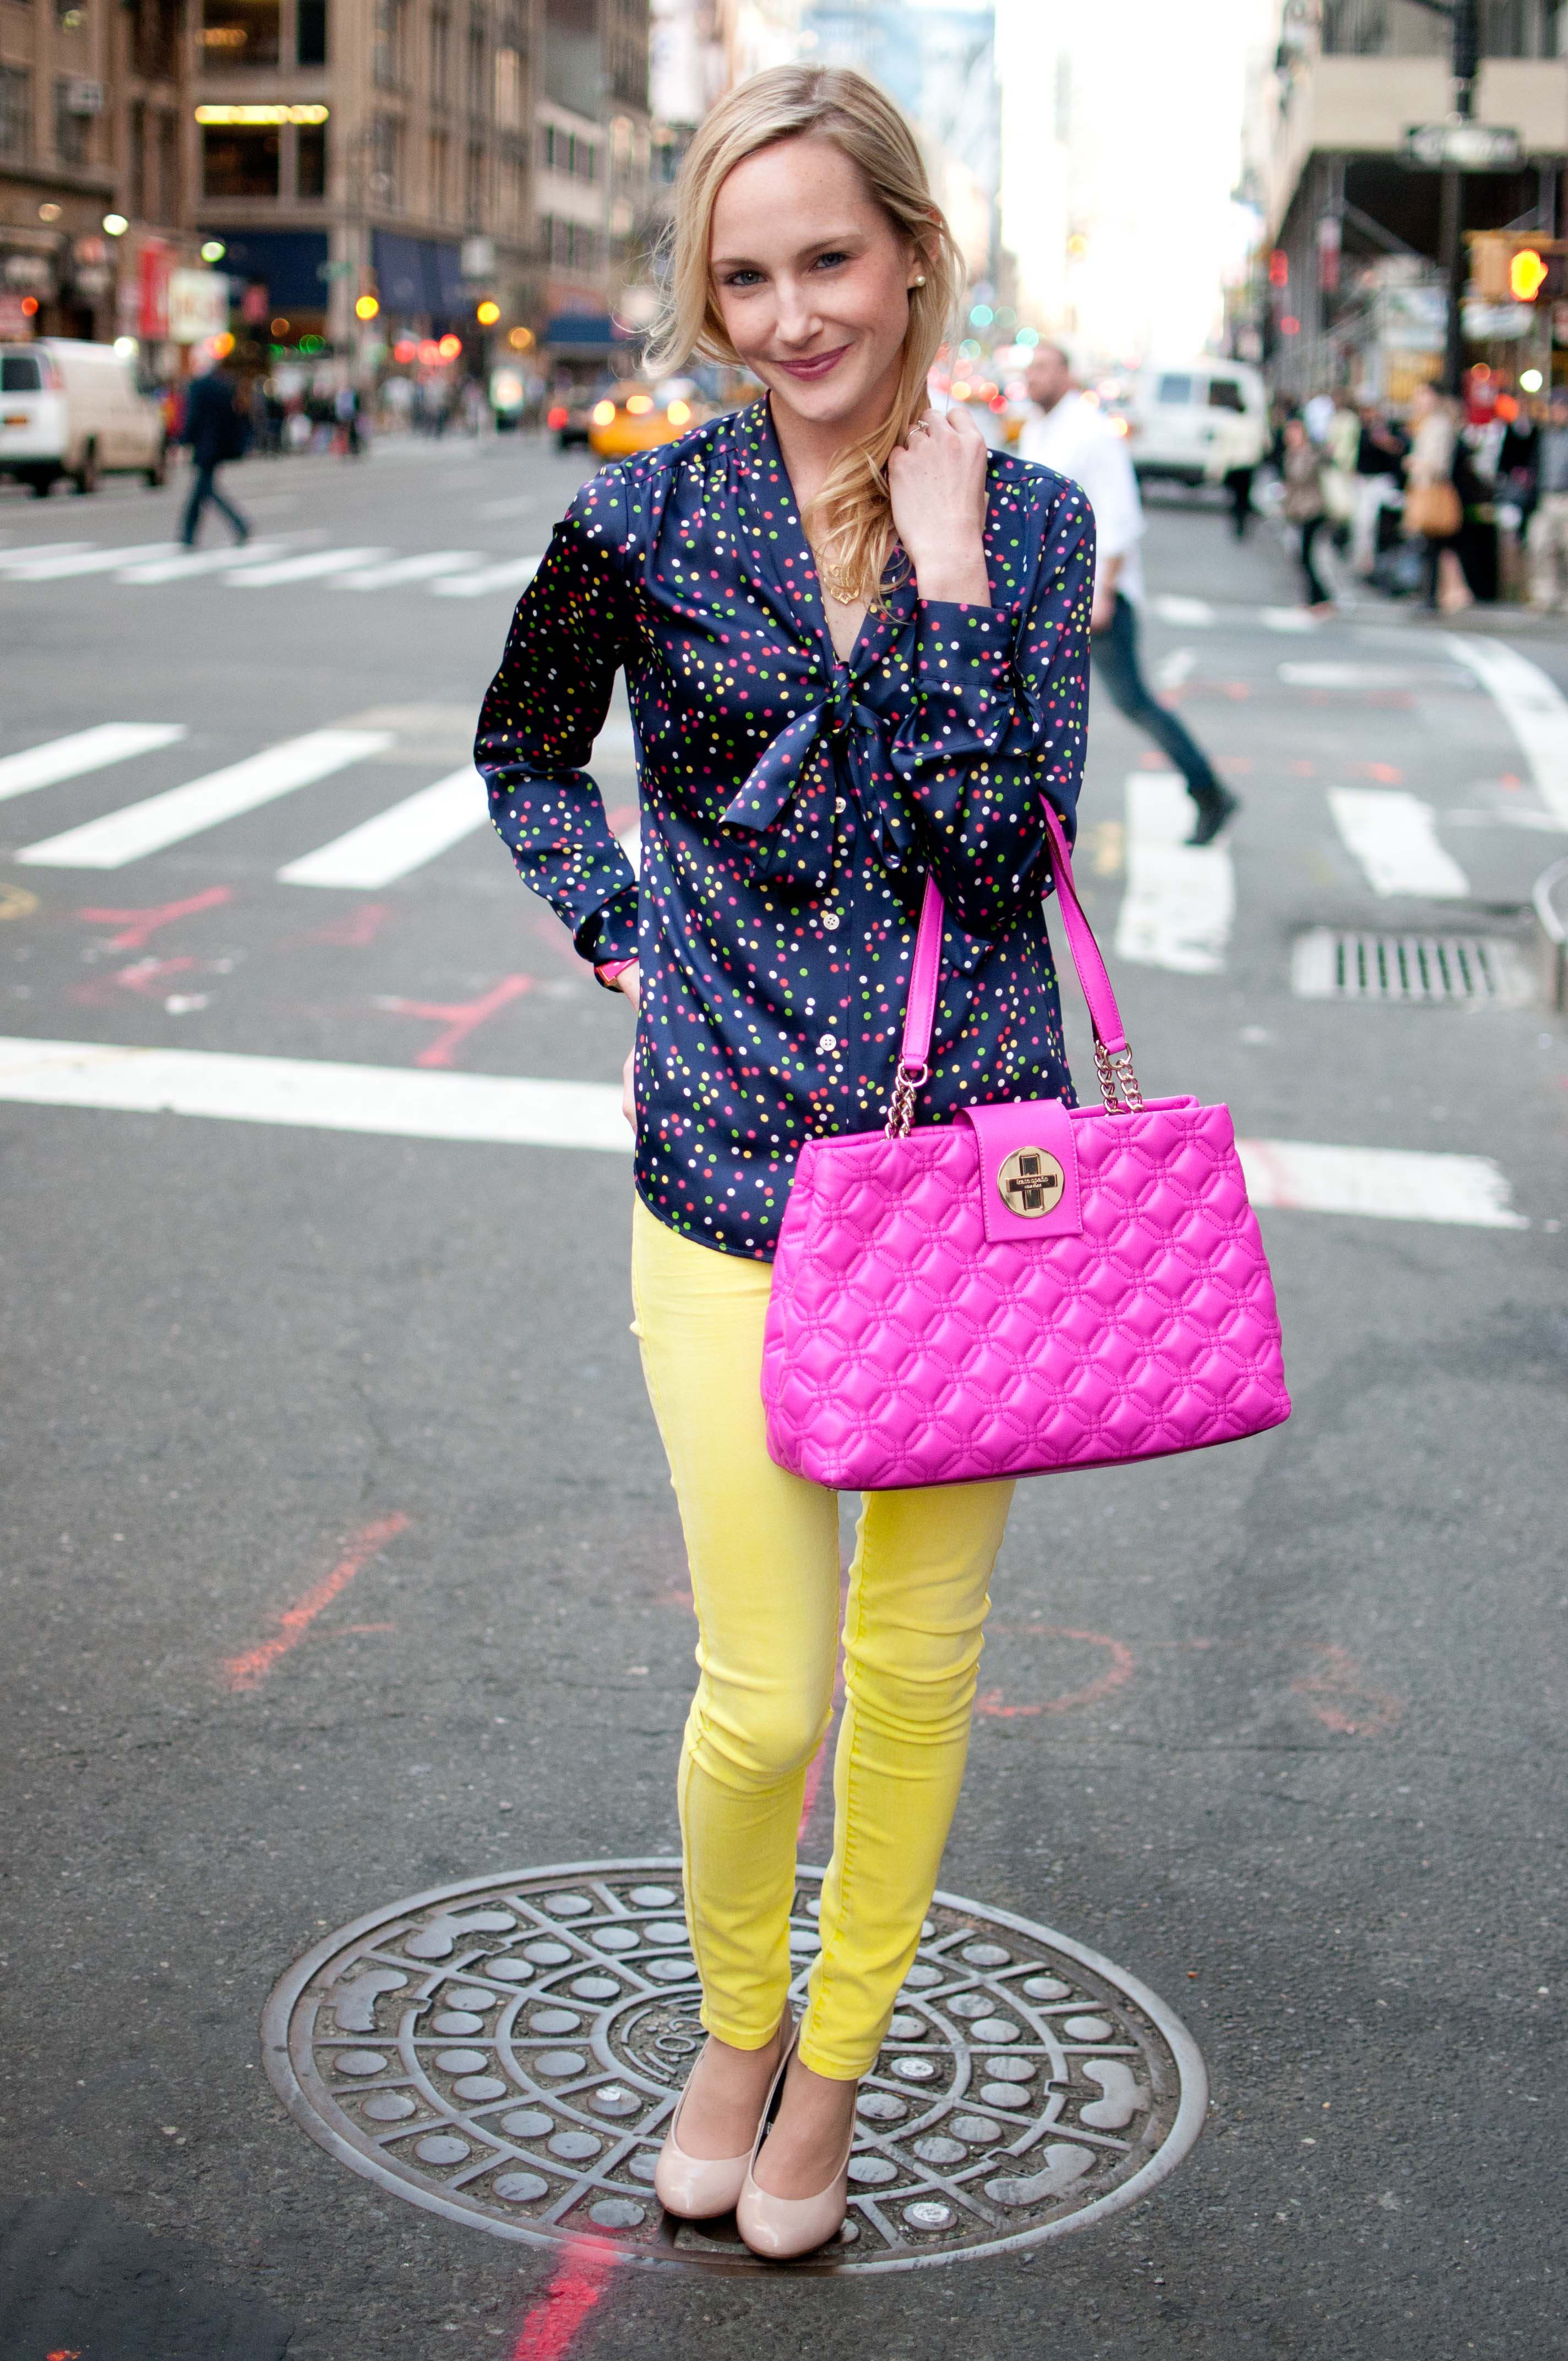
[1020,344,1237,845]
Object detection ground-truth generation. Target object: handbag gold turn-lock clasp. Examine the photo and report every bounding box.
[997,1147,1065,1217]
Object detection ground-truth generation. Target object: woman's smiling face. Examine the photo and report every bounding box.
[709,134,921,435]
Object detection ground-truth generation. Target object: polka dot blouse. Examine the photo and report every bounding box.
[477,398,1094,1262]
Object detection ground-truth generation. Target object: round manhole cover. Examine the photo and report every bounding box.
[262,1859,1206,2274]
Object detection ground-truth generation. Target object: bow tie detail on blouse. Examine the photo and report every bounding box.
[719,665,917,893]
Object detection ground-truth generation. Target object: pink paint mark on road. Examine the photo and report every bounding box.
[1355,760,1403,783]
[974,1625,1136,1720]
[69,954,203,1007]
[1288,759,1316,776]
[509,2240,621,2361]
[75,886,233,951]
[374,973,532,1068]
[1219,755,1255,774]
[286,902,395,949]
[221,1514,410,1692]
[1290,1644,1402,1738]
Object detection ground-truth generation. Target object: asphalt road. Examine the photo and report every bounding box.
[0,429,1564,2361]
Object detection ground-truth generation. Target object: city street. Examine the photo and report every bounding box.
[1,432,1565,2359]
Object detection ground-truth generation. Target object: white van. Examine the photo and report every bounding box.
[1128,360,1268,488]
[0,339,168,497]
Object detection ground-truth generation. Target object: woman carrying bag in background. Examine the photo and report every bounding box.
[1404,382,1472,613]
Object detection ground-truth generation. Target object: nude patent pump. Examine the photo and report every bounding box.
[734,2034,856,2262]
[653,2014,793,2221]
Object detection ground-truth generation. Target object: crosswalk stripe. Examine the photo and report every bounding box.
[1260,607,1317,633]
[224,547,391,587]
[330,550,484,589]
[1238,1138,1526,1228]
[15,728,393,869]
[277,765,486,888]
[431,554,542,598]
[0,722,186,808]
[0,1037,631,1151]
[0,1032,1530,1219]
[0,541,94,566]
[116,541,292,584]
[1446,633,1568,828]
[1328,787,1469,899]
[1150,594,1214,626]
[1,541,178,580]
[1114,771,1233,973]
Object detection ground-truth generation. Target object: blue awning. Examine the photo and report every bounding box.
[202,228,329,312]
[371,231,465,320]
[544,312,632,349]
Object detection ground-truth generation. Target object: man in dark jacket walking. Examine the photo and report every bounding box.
[179,361,252,547]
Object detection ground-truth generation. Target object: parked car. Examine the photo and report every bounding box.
[587,379,709,460]
[546,378,620,450]
[0,339,168,496]
[1125,360,1267,490]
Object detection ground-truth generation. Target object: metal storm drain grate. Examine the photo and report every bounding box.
[1292,926,1534,1007]
[263,1859,1206,2275]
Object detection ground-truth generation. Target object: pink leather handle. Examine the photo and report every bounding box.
[898,799,1130,1069]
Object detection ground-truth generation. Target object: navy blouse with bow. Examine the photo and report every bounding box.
[477,399,1094,1261]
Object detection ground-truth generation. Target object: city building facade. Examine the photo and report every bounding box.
[1248,0,1568,399]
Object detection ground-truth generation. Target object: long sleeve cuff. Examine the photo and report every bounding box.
[909,599,1014,739]
[574,879,640,967]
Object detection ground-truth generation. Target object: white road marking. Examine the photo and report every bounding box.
[1151,594,1214,626]
[430,554,542,598]
[1260,607,1318,633]
[278,765,485,888]
[0,541,178,579]
[0,723,186,808]
[0,1037,630,1152]
[474,493,546,519]
[1238,1138,1526,1228]
[15,728,393,869]
[1327,787,1469,899]
[330,550,484,590]
[1446,634,1568,827]
[0,1034,1527,1220]
[116,541,292,583]
[0,541,94,566]
[224,547,391,587]
[1153,647,1196,691]
[1278,662,1423,688]
[1114,770,1233,974]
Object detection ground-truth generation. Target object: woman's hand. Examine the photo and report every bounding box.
[888,405,990,607]
[616,963,640,1130]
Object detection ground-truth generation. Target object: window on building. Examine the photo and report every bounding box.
[428,128,449,212]
[373,0,402,88]
[468,21,488,116]
[297,120,326,194]
[369,111,401,205]
[129,97,147,214]
[55,77,90,166]
[156,107,177,216]
[0,69,28,162]
[297,0,328,65]
[466,137,484,219]
[200,0,281,67]
[202,122,281,196]
[430,10,450,102]
[578,136,595,182]
[132,0,183,78]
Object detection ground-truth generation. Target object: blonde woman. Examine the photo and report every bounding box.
[477,64,1092,2260]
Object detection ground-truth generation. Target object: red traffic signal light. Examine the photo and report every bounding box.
[1267,249,1289,289]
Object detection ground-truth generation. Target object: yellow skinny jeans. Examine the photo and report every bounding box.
[630,1196,1014,2080]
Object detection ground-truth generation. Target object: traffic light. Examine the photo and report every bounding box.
[1267,249,1289,289]
[1470,233,1567,303]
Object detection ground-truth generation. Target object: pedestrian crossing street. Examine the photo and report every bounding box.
[0,539,541,599]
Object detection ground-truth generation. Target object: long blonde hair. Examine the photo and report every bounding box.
[644,64,963,611]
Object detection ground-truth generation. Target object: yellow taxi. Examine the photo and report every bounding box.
[587,377,708,458]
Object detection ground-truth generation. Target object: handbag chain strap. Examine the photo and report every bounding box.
[885,797,1144,1139]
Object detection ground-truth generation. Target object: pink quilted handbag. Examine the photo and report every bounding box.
[761,801,1291,1489]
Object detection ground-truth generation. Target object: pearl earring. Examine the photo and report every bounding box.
[910,274,926,288]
